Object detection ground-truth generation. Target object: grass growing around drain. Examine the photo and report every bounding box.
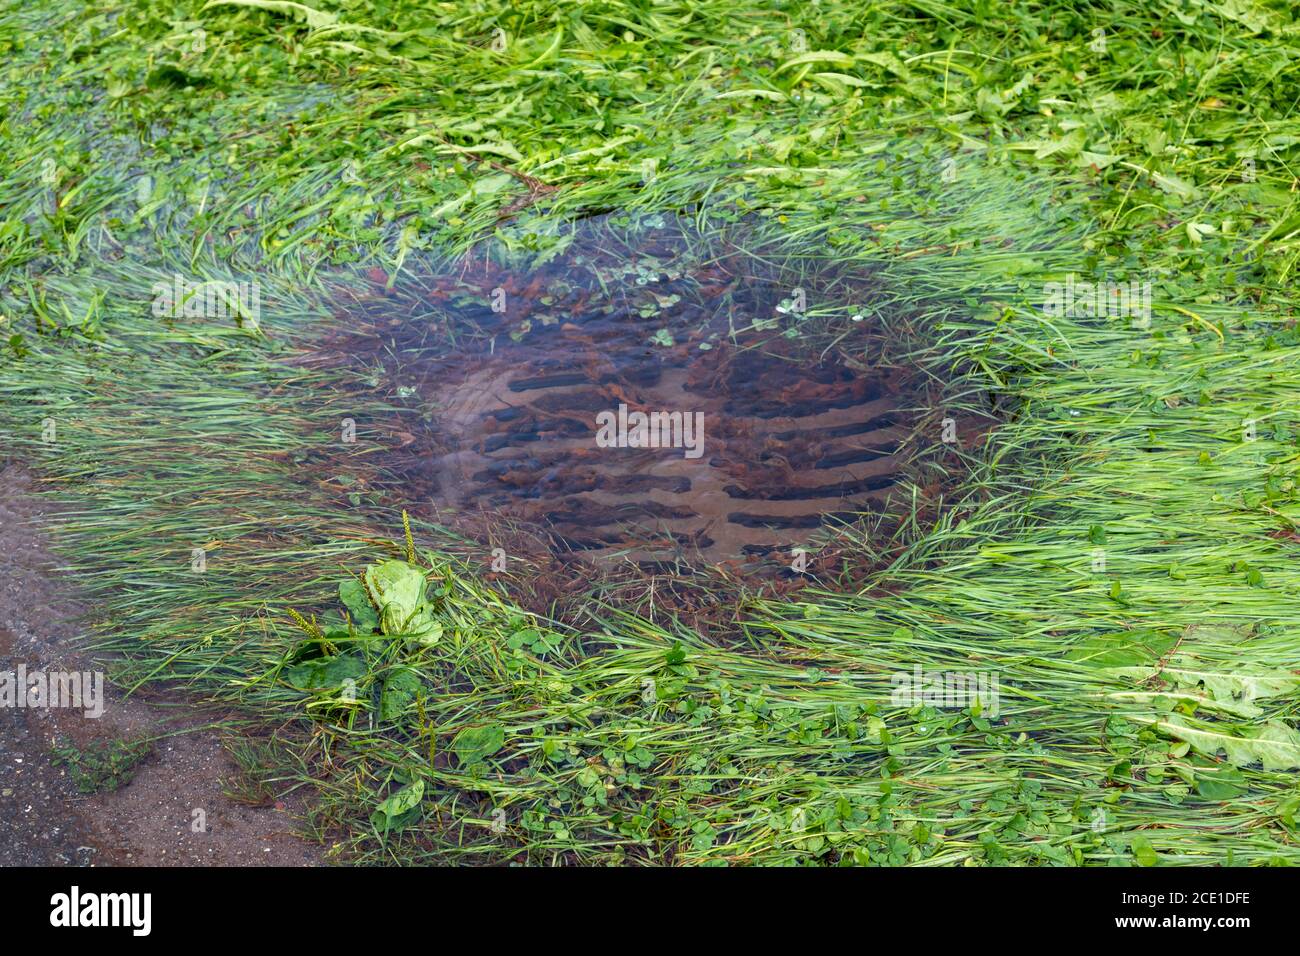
[2,0,1300,864]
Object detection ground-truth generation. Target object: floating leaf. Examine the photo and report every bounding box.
[285,655,366,694]
[452,724,506,765]
[380,667,423,722]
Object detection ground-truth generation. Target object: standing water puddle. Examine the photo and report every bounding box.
[421,328,907,565]
[318,213,969,577]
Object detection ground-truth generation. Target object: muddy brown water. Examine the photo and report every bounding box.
[408,320,910,566]
[320,214,978,581]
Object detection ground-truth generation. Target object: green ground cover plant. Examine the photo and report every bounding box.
[2,0,1300,865]
[51,736,153,794]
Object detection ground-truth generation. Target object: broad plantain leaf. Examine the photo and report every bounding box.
[1065,629,1178,668]
[380,667,423,722]
[1155,716,1300,770]
[364,560,441,644]
[285,655,366,694]
[1194,767,1247,800]
[1113,660,1300,718]
[339,577,379,632]
[452,724,506,765]
[370,779,424,833]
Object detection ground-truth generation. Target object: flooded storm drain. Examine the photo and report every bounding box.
[421,331,908,564]
[320,214,985,578]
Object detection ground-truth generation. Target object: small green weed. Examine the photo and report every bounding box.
[51,737,153,794]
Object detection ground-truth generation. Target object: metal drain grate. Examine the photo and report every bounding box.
[317,213,956,574]
[418,332,910,566]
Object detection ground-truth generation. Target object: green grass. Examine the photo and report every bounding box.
[3,0,1300,865]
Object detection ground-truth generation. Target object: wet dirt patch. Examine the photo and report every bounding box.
[308,213,996,609]
[0,463,322,866]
